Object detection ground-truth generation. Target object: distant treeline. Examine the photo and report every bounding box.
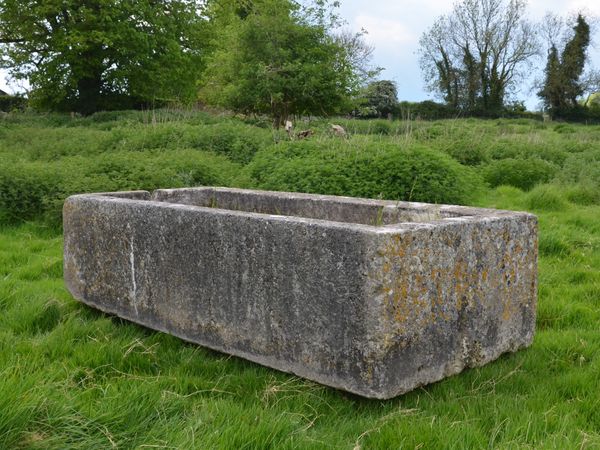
[355,100,544,122]
[1,0,599,122]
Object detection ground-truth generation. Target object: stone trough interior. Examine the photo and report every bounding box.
[104,187,475,226]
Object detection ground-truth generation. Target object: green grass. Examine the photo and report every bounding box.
[1,111,600,448]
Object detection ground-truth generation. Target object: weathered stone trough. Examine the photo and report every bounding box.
[64,187,537,399]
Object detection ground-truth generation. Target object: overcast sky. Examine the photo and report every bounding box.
[2,0,600,110]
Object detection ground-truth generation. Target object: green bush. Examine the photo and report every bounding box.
[525,184,569,211]
[183,122,272,164]
[558,150,600,186]
[371,120,392,135]
[110,122,272,164]
[553,123,576,134]
[525,146,568,166]
[442,139,489,166]
[482,158,558,191]
[397,101,456,120]
[0,95,27,112]
[488,142,567,166]
[488,144,521,160]
[0,162,63,223]
[0,150,242,225]
[563,183,600,206]
[245,139,483,205]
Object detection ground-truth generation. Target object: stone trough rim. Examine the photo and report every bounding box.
[67,187,536,234]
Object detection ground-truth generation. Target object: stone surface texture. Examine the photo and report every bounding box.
[63,187,538,399]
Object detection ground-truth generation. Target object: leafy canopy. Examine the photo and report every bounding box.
[360,80,398,118]
[538,14,591,116]
[0,0,207,114]
[418,0,538,114]
[200,0,364,126]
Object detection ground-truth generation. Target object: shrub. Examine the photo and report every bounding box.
[563,183,600,206]
[0,150,242,226]
[488,144,521,160]
[0,95,27,112]
[245,139,483,205]
[482,158,558,191]
[525,184,568,211]
[397,101,456,120]
[553,123,576,134]
[183,122,272,164]
[525,146,568,166]
[488,142,567,166]
[116,122,272,164]
[0,162,64,223]
[558,150,600,186]
[371,120,392,135]
[442,139,489,166]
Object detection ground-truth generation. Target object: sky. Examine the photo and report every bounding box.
[2,0,600,110]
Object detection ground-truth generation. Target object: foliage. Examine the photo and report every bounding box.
[332,28,381,87]
[563,182,600,206]
[539,45,563,113]
[245,139,483,205]
[539,14,591,117]
[398,100,457,120]
[419,0,538,113]
[482,158,558,190]
[358,80,398,118]
[525,184,569,211]
[200,0,361,126]
[558,149,600,186]
[0,0,206,114]
[561,15,591,107]
[0,150,241,225]
[0,111,274,224]
[0,94,26,111]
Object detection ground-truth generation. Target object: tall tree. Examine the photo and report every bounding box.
[538,45,563,112]
[419,0,538,113]
[0,0,206,114]
[538,14,592,116]
[561,14,590,107]
[200,0,368,126]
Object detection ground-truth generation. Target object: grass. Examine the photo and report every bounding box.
[1,111,600,448]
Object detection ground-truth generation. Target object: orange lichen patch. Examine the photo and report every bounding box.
[374,224,533,337]
[382,261,391,274]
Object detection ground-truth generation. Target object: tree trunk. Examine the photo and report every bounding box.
[75,73,103,115]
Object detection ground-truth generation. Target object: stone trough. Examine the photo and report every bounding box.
[63,187,537,399]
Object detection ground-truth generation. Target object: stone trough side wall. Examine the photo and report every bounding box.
[63,188,537,399]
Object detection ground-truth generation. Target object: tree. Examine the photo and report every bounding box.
[419,0,538,114]
[560,14,590,107]
[200,0,366,126]
[538,45,563,112]
[0,0,206,114]
[538,14,592,116]
[361,80,398,117]
[333,29,382,87]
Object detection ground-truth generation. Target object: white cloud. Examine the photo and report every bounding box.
[355,15,416,48]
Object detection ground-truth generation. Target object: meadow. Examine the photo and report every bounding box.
[1,110,599,449]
